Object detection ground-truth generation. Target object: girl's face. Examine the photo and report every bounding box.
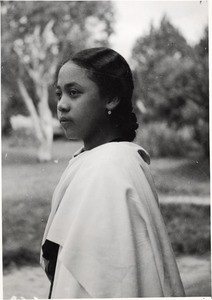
[56,61,108,143]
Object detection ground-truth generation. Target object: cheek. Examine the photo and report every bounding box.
[85,105,105,125]
[56,107,60,117]
[77,96,105,121]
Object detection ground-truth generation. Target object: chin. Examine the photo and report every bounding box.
[67,137,80,141]
[64,130,81,141]
[66,133,79,140]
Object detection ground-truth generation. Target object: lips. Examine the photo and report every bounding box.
[59,117,73,126]
[60,117,71,122]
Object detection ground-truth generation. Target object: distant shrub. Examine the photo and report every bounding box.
[161,203,210,256]
[135,122,200,157]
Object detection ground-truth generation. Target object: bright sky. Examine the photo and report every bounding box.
[109,0,208,60]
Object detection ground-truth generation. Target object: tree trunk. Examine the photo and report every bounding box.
[17,78,44,142]
[17,78,53,162]
[37,83,53,162]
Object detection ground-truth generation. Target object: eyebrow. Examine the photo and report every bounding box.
[56,82,81,90]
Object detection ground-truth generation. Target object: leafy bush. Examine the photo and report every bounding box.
[135,122,200,157]
[132,17,209,157]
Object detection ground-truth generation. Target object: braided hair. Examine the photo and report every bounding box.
[60,47,138,141]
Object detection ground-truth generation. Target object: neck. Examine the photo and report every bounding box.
[83,128,123,151]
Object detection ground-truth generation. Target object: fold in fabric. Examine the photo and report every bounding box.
[41,142,185,298]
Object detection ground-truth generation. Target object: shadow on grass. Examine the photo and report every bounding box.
[151,158,210,196]
[169,159,209,181]
[3,196,50,270]
[3,248,39,272]
[161,203,210,256]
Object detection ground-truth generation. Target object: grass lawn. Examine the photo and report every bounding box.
[2,138,210,269]
[150,157,210,196]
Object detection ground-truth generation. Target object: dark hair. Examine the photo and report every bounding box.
[58,47,138,141]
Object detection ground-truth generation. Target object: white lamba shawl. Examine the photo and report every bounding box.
[41,142,185,298]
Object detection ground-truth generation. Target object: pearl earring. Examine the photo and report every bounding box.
[108,110,112,115]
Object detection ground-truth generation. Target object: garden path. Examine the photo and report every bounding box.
[159,195,210,205]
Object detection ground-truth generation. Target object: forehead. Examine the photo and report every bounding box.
[57,62,91,86]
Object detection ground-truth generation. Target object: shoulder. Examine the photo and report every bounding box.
[84,142,150,171]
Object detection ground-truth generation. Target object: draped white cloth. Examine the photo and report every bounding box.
[41,142,185,298]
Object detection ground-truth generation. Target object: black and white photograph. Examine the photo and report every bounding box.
[1,0,210,298]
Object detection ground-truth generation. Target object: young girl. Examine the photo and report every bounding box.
[41,47,185,298]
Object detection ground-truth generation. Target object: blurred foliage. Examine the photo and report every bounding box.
[1,1,115,131]
[1,1,115,62]
[132,16,209,157]
[136,122,199,157]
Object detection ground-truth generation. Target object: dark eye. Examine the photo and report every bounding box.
[55,90,62,100]
[68,89,79,97]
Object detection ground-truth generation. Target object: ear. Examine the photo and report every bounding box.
[105,96,120,111]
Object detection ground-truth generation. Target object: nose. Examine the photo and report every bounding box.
[57,96,71,113]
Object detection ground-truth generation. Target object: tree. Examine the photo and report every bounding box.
[191,27,209,156]
[132,16,193,121]
[132,16,209,157]
[1,1,115,161]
